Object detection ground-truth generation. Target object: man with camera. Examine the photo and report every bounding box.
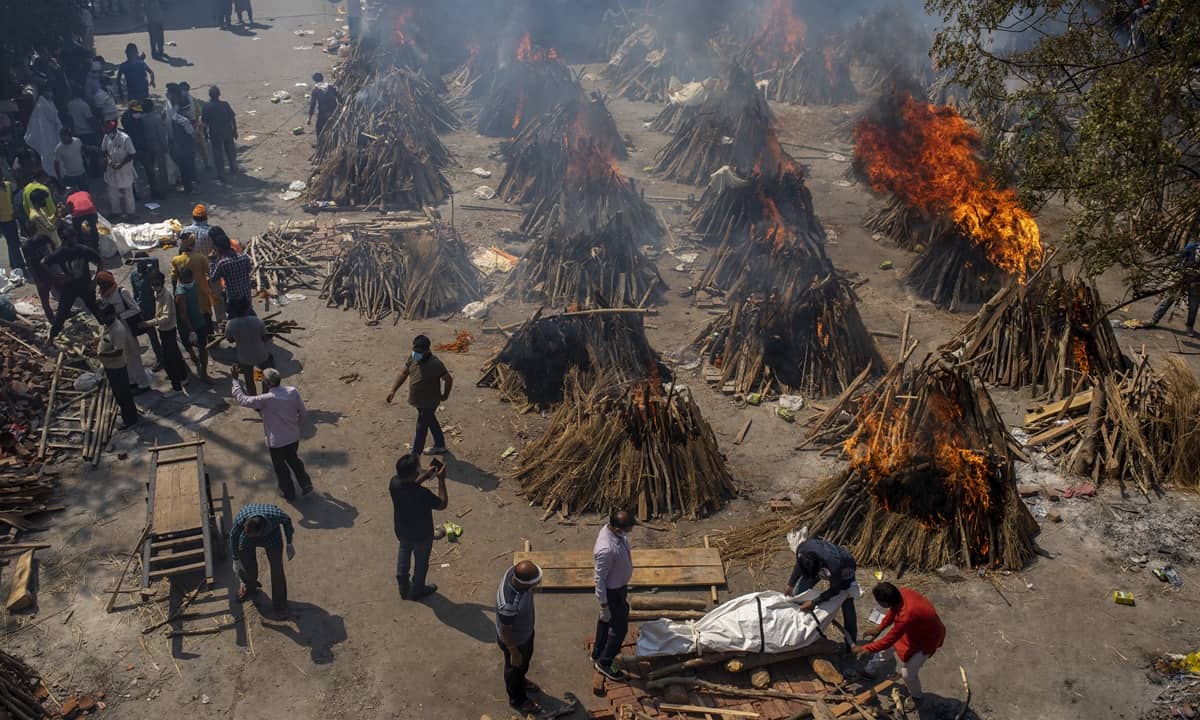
[388,454,448,601]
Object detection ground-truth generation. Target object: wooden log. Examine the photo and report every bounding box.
[658,704,760,718]
[4,550,35,612]
[629,610,706,621]
[629,596,710,611]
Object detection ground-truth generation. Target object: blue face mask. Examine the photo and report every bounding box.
[411,351,423,361]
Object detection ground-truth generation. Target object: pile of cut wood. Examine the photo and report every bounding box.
[603,25,714,103]
[512,369,736,519]
[652,65,780,186]
[1022,353,1200,495]
[865,195,952,252]
[321,216,482,323]
[0,650,50,719]
[478,308,669,408]
[945,264,1128,399]
[744,40,858,106]
[477,37,578,137]
[510,213,664,308]
[795,349,1038,570]
[1,321,57,466]
[245,220,341,305]
[309,67,456,210]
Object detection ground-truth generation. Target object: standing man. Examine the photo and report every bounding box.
[495,560,544,716]
[116,43,154,101]
[137,98,169,200]
[54,128,89,189]
[592,510,635,681]
[1144,240,1200,338]
[201,86,238,183]
[167,97,197,194]
[101,119,137,221]
[145,0,166,60]
[65,187,101,250]
[224,296,273,393]
[307,73,339,137]
[388,454,447,601]
[146,271,188,392]
[96,271,151,393]
[209,229,253,313]
[129,253,166,370]
[174,266,214,382]
[786,537,859,645]
[96,304,140,430]
[853,583,946,713]
[67,91,96,143]
[26,189,61,249]
[230,503,295,618]
[183,205,212,256]
[44,230,104,340]
[385,335,452,456]
[0,178,23,282]
[231,366,312,500]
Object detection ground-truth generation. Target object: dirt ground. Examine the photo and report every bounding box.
[5,2,1199,719]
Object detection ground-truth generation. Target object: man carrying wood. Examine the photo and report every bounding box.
[592,510,635,681]
[785,537,858,644]
[385,334,453,456]
[230,502,295,618]
[495,559,543,716]
[852,582,945,713]
[389,454,447,601]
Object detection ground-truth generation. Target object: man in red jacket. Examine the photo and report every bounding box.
[853,582,945,710]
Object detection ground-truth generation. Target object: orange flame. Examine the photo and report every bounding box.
[854,92,1043,279]
[392,8,413,45]
[516,31,558,63]
[760,0,807,60]
[564,105,623,185]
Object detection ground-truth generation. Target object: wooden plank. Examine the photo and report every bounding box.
[4,550,35,611]
[1023,390,1093,425]
[733,418,752,445]
[152,459,203,535]
[831,680,894,716]
[150,534,205,552]
[149,439,208,453]
[513,548,723,569]
[659,704,759,718]
[1025,417,1084,446]
[147,560,207,581]
[705,535,718,605]
[150,548,205,564]
[534,564,726,589]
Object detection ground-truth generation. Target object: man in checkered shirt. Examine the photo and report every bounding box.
[230,503,295,615]
[209,228,254,315]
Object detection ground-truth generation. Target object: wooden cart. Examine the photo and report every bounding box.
[142,438,224,589]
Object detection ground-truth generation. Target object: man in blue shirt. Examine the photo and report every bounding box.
[116,43,155,101]
[1146,241,1200,337]
[786,537,859,645]
[230,503,295,616]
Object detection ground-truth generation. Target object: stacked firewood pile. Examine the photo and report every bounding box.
[497,92,627,206]
[0,650,50,719]
[1023,353,1200,495]
[309,67,456,209]
[321,216,481,323]
[0,322,57,466]
[792,350,1039,570]
[854,90,1044,311]
[694,274,882,397]
[745,43,858,106]
[652,65,779,186]
[477,34,579,137]
[478,308,669,408]
[512,369,736,520]
[603,25,714,103]
[945,264,1128,399]
[246,220,341,303]
[512,213,664,308]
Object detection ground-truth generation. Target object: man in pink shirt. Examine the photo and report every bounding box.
[230,366,312,500]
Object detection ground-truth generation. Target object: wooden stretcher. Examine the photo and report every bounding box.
[142,438,224,589]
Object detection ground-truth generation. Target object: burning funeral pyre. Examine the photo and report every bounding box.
[320,215,481,323]
[689,147,882,396]
[308,65,456,210]
[652,64,778,186]
[854,90,1044,311]
[497,91,628,206]
[740,0,857,106]
[945,263,1129,400]
[798,351,1039,570]
[603,24,718,103]
[477,33,579,137]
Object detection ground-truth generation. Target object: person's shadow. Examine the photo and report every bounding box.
[293,491,358,530]
[424,594,496,643]
[259,600,347,664]
[444,455,499,492]
[914,692,979,719]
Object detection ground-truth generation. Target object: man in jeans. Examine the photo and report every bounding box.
[230,366,312,500]
[385,334,453,456]
[592,510,635,681]
[388,454,447,601]
[230,502,295,618]
[495,560,544,716]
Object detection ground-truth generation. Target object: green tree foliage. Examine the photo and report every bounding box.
[928,0,1200,287]
[0,0,85,96]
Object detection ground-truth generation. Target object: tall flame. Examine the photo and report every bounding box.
[516,31,557,63]
[854,92,1043,279]
[564,104,623,185]
[761,0,807,59]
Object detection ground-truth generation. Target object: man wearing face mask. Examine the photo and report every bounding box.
[385,334,453,456]
[592,510,636,681]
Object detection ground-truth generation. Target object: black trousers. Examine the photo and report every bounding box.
[315,112,332,137]
[158,327,188,389]
[237,354,275,395]
[171,144,196,192]
[498,632,534,707]
[1,220,22,270]
[239,540,287,609]
[396,537,432,593]
[50,279,101,338]
[268,441,311,499]
[148,22,165,56]
[592,586,630,665]
[104,366,139,426]
[72,214,100,251]
[1152,281,1200,330]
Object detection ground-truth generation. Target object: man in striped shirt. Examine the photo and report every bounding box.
[230,503,295,616]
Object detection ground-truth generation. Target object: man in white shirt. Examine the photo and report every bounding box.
[54,128,89,190]
[101,120,137,219]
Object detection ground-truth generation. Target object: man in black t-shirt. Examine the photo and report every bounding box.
[388,454,448,601]
[201,85,238,181]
